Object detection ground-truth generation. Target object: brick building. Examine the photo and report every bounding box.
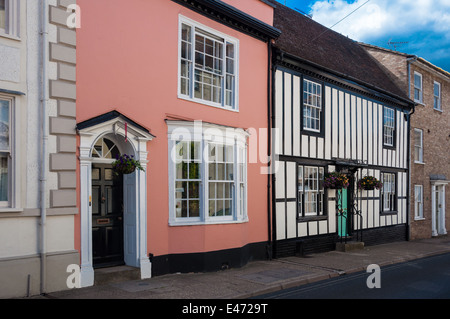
[362,43,450,240]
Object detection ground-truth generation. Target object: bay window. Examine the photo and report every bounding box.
[168,122,247,225]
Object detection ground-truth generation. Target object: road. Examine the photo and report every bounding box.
[254,252,450,299]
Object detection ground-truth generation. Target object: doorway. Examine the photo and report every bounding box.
[432,184,447,237]
[337,188,349,237]
[92,164,124,268]
[77,111,155,287]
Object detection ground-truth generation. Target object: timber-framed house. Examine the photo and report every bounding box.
[268,2,415,257]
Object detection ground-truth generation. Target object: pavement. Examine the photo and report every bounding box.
[29,235,450,299]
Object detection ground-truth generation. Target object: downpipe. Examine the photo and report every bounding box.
[406,56,417,241]
[39,0,49,296]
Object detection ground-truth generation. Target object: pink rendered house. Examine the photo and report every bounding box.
[75,0,280,286]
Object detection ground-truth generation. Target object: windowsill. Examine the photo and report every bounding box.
[383,144,396,150]
[301,128,324,138]
[178,94,239,113]
[414,101,425,107]
[0,207,23,213]
[381,210,397,216]
[169,218,249,227]
[414,161,425,165]
[414,217,425,221]
[433,108,443,113]
[0,32,21,42]
[380,210,398,216]
[297,215,327,222]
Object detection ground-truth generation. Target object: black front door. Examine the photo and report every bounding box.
[92,164,124,268]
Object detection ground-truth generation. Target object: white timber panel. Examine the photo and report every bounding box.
[275,70,283,155]
[275,161,285,199]
[276,202,286,240]
[325,86,332,160]
[284,72,292,156]
[287,202,297,239]
[293,75,301,157]
[286,161,296,199]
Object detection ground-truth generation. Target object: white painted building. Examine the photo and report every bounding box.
[0,0,78,298]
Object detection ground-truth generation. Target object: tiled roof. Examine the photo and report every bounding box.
[269,0,410,102]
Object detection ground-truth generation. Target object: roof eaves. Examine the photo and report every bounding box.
[276,49,414,108]
[171,0,281,41]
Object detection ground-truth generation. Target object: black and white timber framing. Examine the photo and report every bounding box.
[271,50,414,257]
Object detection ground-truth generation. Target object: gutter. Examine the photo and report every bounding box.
[39,0,49,295]
[277,50,414,109]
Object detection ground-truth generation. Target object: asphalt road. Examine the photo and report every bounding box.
[254,252,450,299]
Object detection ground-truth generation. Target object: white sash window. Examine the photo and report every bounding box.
[179,16,238,111]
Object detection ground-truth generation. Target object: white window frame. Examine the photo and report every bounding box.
[0,0,20,40]
[178,15,239,112]
[414,128,423,163]
[383,106,395,147]
[298,165,324,217]
[414,185,424,220]
[303,79,322,132]
[0,93,19,211]
[168,121,248,226]
[434,81,442,111]
[381,172,396,212]
[414,72,423,103]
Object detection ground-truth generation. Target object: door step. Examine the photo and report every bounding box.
[94,265,141,286]
[335,241,365,252]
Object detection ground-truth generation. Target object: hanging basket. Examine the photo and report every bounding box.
[112,154,144,175]
[323,172,349,189]
[357,176,382,190]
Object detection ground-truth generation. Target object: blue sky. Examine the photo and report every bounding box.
[279,0,450,72]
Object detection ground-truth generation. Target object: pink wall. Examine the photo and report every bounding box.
[77,0,271,257]
[221,0,274,26]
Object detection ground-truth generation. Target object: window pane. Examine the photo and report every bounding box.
[0,100,10,151]
[414,73,421,88]
[0,155,7,202]
[189,200,200,217]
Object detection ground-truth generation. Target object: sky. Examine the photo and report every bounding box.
[278,0,450,72]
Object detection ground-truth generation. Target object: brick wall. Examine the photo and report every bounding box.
[363,44,450,240]
[408,62,450,239]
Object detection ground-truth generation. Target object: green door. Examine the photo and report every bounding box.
[338,188,348,237]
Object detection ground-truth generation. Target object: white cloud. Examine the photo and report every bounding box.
[309,0,450,41]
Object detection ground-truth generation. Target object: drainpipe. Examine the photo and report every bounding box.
[39,0,49,295]
[406,56,417,241]
[267,39,272,260]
